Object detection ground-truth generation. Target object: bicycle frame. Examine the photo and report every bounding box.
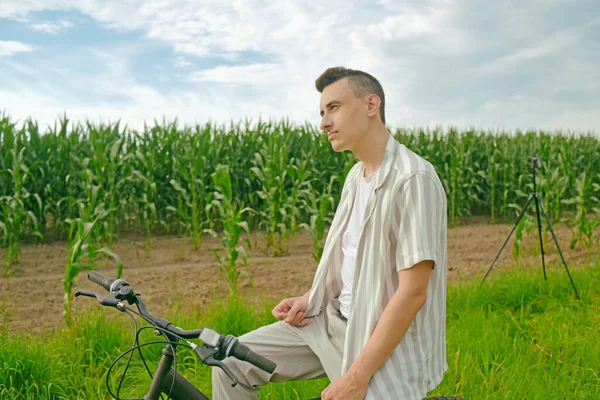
[144,344,208,400]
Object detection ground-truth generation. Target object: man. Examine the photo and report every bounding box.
[212,66,448,400]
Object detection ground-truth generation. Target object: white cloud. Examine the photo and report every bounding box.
[1,59,40,76]
[473,95,600,133]
[174,56,193,68]
[189,63,282,84]
[365,9,442,40]
[29,19,74,34]
[0,0,598,133]
[475,30,580,76]
[0,40,36,56]
[1,47,280,130]
[0,85,238,132]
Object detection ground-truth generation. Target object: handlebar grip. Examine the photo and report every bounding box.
[88,270,116,292]
[230,341,276,374]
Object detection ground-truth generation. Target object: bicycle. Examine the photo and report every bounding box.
[76,270,465,400]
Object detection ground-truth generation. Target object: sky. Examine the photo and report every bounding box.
[0,0,599,134]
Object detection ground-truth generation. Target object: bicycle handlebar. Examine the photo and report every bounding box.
[88,269,117,291]
[229,341,276,373]
[78,270,277,375]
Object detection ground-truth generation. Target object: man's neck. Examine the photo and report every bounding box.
[353,127,391,177]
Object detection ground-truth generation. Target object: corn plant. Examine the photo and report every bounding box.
[63,216,123,327]
[500,145,517,221]
[580,175,600,262]
[538,166,570,224]
[249,124,320,256]
[216,119,265,228]
[1,111,600,258]
[300,174,338,263]
[65,124,132,248]
[204,165,253,295]
[487,144,501,223]
[507,162,542,261]
[16,119,48,241]
[167,125,212,251]
[561,171,595,252]
[0,145,41,276]
[439,129,486,226]
[75,164,104,239]
[131,147,159,253]
[132,121,181,237]
[282,156,313,249]
[86,123,133,246]
[250,134,291,256]
[579,214,600,263]
[507,207,537,264]
[44,117,86,239]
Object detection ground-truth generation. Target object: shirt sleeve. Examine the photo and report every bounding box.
[393,172,445,272]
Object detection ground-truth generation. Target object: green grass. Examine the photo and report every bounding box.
[1,261,598,399]
[437,263,599,399]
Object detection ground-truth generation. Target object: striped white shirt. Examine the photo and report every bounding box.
[307,135,448,399]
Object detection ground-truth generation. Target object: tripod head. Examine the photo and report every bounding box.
[530,154,542,194]
[531,154,542,170]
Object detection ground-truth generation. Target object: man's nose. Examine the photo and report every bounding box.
[320,117,331,132]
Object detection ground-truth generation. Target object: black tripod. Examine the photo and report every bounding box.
[480,154,580,300]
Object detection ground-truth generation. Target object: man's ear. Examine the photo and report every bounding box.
[366,94,381,118]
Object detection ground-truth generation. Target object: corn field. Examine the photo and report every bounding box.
[1,113,599,273]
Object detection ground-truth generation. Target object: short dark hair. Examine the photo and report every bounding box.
[315,66,386,124]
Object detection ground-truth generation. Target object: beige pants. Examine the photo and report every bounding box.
[212,298,347,400]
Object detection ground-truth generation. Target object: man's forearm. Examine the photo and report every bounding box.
[347,288,427,386]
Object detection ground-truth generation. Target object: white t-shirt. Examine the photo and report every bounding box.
[339,165,378,318]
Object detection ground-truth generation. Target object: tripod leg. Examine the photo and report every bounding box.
[533,194,547,280]
[538,201,581,300]
[481,194,535,286]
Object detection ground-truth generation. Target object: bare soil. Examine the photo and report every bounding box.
[1,217,597,335]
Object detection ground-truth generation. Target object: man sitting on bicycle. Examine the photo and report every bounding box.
[212,66,448,400]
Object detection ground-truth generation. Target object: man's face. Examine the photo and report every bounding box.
[319,78,369,153]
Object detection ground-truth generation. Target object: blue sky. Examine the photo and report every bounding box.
[1,0,599,133]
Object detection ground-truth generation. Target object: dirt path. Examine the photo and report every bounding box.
[1,218,596,334]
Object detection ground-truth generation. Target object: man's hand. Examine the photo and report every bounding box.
[272,293,310,326]
[321,372,368,400]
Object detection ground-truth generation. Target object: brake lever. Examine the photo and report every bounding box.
[74,290,120,308]
[75,289,99,299]
[193,345,238,387]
